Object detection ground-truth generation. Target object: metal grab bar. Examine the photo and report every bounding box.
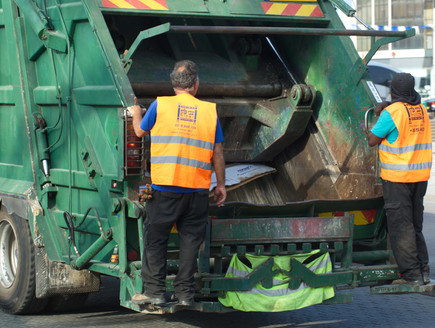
[365,107,375,134]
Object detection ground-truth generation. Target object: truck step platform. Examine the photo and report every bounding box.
[371,281,435,295]
[138,301,233,314]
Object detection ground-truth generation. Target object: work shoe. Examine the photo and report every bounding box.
[392,278,423,286]
[170,294,194,307]
[131,293,166,305]
[177,299,194,307]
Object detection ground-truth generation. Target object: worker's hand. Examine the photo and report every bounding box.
[375,101,390,116]
[128,97,146,117]
[139,184,153,202]
[213,185,226,207]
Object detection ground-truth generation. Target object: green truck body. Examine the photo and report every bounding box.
[0,0,429,315]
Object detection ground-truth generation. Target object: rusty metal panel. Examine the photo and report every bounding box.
[211,216,351,244]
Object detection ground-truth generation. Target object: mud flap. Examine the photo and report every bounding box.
[35,246,100,298]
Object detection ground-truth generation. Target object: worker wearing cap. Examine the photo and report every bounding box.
[128,60,226,306]
[367,72,432,285]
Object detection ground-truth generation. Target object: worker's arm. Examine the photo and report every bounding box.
[367,107,394,147]
[128,97,149,138]
[212,142,226,207]
[375,101,391,116]
[367,132,383,147]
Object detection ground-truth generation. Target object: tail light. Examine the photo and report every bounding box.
[124,112,145,176]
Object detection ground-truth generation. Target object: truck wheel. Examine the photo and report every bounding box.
[0,210,47,314]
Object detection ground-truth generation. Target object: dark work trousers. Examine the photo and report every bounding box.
[382,180,429,281]
[141,189,209,300]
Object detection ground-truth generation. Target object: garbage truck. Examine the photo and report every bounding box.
[0,0,433,315]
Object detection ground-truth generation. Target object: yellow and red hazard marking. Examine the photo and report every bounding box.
[101,0,168,10]
[318,209,377,226]
[261,0,323,17]
[170,224,178,233]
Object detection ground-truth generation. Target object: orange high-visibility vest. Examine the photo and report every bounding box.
[379,102,432,183]
[150,93,217,189]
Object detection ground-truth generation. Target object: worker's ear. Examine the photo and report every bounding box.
[193,80,199,96]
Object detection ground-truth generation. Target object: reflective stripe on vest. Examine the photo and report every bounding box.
[152,156,212,170]
[152,136,215,151]
[379,142,432,154]
[378,102,432,183]
[381,162,432,171]
[150,94,217,188]
[218,251,334,312]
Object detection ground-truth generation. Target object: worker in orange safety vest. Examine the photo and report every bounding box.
[128,60,226,306]
[367,72,432,286]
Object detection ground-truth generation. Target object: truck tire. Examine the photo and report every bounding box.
[0,209,47,314]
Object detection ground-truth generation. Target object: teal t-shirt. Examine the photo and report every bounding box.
[371,110,398,144]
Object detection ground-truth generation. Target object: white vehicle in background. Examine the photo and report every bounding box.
[367,61,402,101]
[367,61,430,101]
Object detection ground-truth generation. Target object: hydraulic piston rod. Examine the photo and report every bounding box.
[169,25,415,38]
[71,229,112,270]
[131,82,283,98]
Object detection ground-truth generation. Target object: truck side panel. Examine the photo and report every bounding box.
[0,0,35,195]
[2,0,134,265]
